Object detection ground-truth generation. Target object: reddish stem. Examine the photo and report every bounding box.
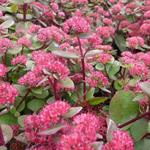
[23,3,28,21]
[0,127,4,146]
[77,35,86,101]
[118,111,150,128]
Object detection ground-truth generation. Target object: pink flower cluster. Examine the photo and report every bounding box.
[102,130,134,150]
[11,55,27,65]
[98,53,112,64]
[63,16,90,33]
[19,51,69,87]
[58,113,101,150]
[127,36,144,49]
[0,64,8,77]
[121,51,150,79]
[25,101,70,144]
[0,38,13,53]
[37,26,67,43]
[0,82,18,104]
[17,37,32,47]
[86,71,109,88]
[96,26,115,39]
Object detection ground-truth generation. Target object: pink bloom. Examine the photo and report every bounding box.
[127,36,144,49]
[0,82,18,104]
[58,133,94,150]
[0,38,13,53]
[96,26,115,39]
[63,16,90,33]
[0,0,7,4]
[140,23,150,35]
[29,24,41,33]
[50,2,59,12]
[98,53,112,64]
[46,61,70,80]
[11,55,27,65]
[72,0,88,4]
[102,130,134,150]
[18,71,43,87]
[86,71,109,87]
[18,37,32,47]
[0,64,8,77]
[144,10,150,18]
[111,4,122,14]
[39,101,70,125]
[129,63,148,78]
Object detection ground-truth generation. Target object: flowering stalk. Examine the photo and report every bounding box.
[118,111,150,128]
[77,35,86,101]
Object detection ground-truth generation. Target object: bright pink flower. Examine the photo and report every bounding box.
[18,71,43,87]
[127,36,144,49]
[29,24,41,33]
[51,2,59,12]
[129,63,148,78]
[63,16,90,33]
[72,0,88,4]
[0,64,8,77]
[140,23,150,35]
[144,10,150,18]
[98,53,112,64]
[96,26,115,39]
[18,37,32,47]
[39,101,70,125]
[111,4,122,14]
[102,130,134,150]
[0,82,18,104]
[11,55,27,65]
[0,38,13,53]
[58,133,94,150]
[86,71,109,87]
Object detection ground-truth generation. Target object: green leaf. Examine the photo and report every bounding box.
[10,4,18,13]
[52,50,79,59]
[27,99,45,112]
[106,61,121,80]
[139,82,150,96]
[130,119,148,142]
[63,107,82,118]
[14,97,25,112]
[14,84,27,96]
[38,124,65,135]
[95,63,104,71]
[85,50,103,58]
[88,97,108,106]
[1,124,13,144]
[114,80,123,90]
[106,118,118,141]
[31,88,49,99]
[86,88,95,99]
[7,45,22,55]
[114,32,126,51]
[18,115,27,128]
[60,77,74,89]
[109,90,139,124]
[135,139,150,150]
[0,19,15,29]
[0,112,17,125]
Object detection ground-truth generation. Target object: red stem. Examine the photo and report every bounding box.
[23,3,28,21]
[118,111,150,128]
[0,127,4,146]
[77,35,86,101]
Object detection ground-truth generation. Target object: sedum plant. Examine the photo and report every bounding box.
[0,0,150,149]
